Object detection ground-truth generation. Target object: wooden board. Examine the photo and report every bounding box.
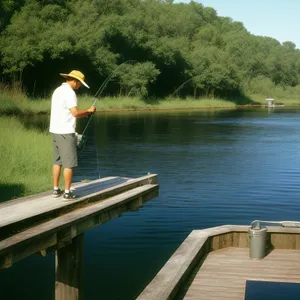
[0,174,158,239]
[0,177,120,225]
[184,247,300,300]
[0,183,158,269]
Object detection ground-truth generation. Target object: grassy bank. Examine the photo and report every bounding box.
[0,93,243,115]
[0,117,52,202]
[2,82,300,115]
[80,96,238,110]
[0,84,238,114]
[0,83,50,115]
[3,79,300,115]
[2,94,300,116]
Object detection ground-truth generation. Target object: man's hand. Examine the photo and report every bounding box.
[70,105,96,118]
[88,105,96,114]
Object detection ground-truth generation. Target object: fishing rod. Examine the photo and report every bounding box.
[76,60,138,152]
[76,96,100,152]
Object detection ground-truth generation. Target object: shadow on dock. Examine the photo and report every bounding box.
[0,183,25,203]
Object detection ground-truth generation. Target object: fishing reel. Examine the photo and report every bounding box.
[75,133,87,152]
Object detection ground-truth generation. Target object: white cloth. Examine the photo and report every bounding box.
[49,83,77,134]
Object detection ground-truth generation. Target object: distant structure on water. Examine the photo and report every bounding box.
[265,98,284,108]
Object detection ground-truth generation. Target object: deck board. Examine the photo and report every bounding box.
[184,247,300,300]
[0,174,158,243]
[0,174,159,269]
[0,184,157,253]
[0,176,137,228]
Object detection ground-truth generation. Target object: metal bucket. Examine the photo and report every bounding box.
[248,227,267,259]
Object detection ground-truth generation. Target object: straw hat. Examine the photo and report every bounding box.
[60,70,90,88]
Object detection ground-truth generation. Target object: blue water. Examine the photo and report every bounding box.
[2,107,300,300]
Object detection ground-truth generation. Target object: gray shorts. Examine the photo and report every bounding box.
[52,133,78,168]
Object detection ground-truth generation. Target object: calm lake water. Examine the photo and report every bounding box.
[2,107,300,300]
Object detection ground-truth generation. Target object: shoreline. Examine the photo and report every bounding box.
[2,103,299,116]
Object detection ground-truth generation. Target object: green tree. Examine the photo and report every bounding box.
[282,41,296,51]
[1,0,300,98]
[0,0,27,31]
[114,62,160,97]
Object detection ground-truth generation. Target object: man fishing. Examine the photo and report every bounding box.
[49,70,96,199]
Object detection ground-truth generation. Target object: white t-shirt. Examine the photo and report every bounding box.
[49,83,77,134]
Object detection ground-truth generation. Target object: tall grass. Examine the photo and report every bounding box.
[0,82,28,102]
[2,80,300,116]
[0,117,52,201]
[0,83,50,114]
[80,96,237,110]
[157,97,236,109]
[1,92,238,114]
[79,96,148,110]
[244,76,300,105]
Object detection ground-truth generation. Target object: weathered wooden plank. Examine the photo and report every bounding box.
[0,177,118,208]
[138,225,300,300]
[232,232,248,247]
[184,248,300,300]
[137,230,210,300]
[211,233,233,250]
[55,234,84,300]
[270,233,300,249]
[0,184,158,269]
[0,174,158,240]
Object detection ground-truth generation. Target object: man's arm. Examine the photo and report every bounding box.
[70,105,96,118]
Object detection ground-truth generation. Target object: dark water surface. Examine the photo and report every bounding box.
[2,107,300,300]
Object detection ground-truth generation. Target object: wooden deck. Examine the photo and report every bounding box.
[184,247,300,300]
[0,173,159,299]
[0,176,129,229]
[137,225,300,300]
[0,174,158,269]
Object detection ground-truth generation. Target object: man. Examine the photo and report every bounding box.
[49,70,96,199]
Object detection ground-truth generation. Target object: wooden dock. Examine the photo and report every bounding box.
[184,247,300,300]
[138,225,300,300]
[0,173,159,300]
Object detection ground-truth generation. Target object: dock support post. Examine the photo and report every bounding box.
[55,234,84,300]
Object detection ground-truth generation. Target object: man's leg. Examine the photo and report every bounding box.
[53,164,62,188]
[63,167,73,191]
[60,134,77,198]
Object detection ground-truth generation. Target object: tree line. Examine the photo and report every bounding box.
[1,0,300,100]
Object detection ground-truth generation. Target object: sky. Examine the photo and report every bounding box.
[174,0,300,49]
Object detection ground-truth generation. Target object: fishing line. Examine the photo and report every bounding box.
[79,60,138,142]
[77,60,138,178]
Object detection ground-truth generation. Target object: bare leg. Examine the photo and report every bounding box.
[63,168,73,191]
[52,164,62,187]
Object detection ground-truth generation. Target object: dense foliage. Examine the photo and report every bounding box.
[1,0,300,100]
